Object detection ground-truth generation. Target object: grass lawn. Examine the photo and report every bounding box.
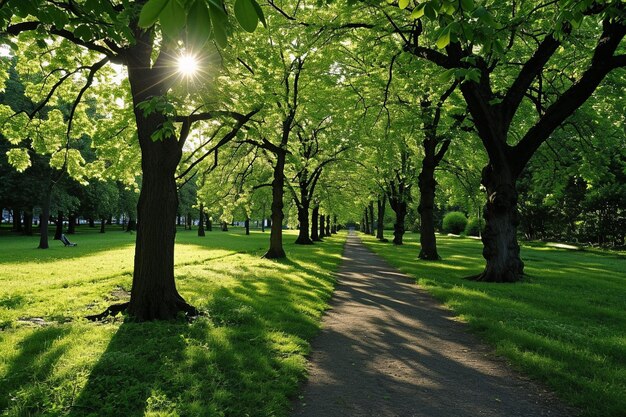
[0,226,347,417]
[362,232,626,417]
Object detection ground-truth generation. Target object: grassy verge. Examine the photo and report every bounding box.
[361,231,626,417]
[0,227,346,417]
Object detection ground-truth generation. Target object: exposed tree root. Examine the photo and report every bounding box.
[85,302,130,321]
[378,238,389,243]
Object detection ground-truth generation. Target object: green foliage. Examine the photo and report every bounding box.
[363,233,626,417]
[442,211,467,234]
[0,228,347,416]
[464,217,484,237]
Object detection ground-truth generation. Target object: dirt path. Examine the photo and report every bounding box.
[290,232,574,417]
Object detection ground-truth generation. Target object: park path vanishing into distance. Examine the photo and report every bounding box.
[290,231,574,417]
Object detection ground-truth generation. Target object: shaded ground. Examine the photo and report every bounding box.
[291,231,575,417]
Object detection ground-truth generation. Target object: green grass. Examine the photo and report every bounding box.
[361,232,626,417]
[0,226,347,417]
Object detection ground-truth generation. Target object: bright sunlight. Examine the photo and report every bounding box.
[177,54,199,77]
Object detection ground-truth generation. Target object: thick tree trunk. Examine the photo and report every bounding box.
[311,205,320,241]
[389,199,407,245]
[100,218,106,233]
[221,221,228,231]
[67,214,76,234]
[54,211,63,240]
[376,197,386,241]
[198,204,205,237]
[89,217,95,228]
[23,208,33,236]
[245,217,250,235]
[471,165,524,282]
[265,151,287,258]
[295,202,313,244]
[124,42,195,321]
[207,216,212,232]
[418,158,440,260]
[186,213,192,230]
[319,214,326,238]
[332,214,338,234]
[126,218,136,232]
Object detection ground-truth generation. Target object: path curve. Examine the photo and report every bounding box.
[291,231,574,417]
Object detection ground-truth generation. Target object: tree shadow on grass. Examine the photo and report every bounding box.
[0,326,71,414]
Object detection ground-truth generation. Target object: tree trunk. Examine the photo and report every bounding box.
[67,214,76,234]
[332,214,338,234]
[325,215,331,236]
[186,212,192,230]
[363,209,370,235]
[376,197,386,241]
[261,204,265,232]
[389,199,407,245]
[418,157,440,260]
[319,214,326,239]
[207,215,212,232]
[38,185,52,249]
[13,209,22,232]
[89,217,95,227]
[124,41,195,321]
[311,205,320,241]
[177,214,182,226]
[54,211,63,240]
[23,208,33,236]
[198,203,205,237]
[295,202,312,244]
[221,221,228,231]
[245,217,250,235]
[265,150,287,258]
[471,165,524,282]
[368,202,375,236]
[126,218,136,232]
[100,218,106,233]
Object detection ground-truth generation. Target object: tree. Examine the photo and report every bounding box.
[1,0,264,319]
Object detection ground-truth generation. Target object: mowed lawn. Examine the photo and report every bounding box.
[0,226,347,417]
[362,232,626,417]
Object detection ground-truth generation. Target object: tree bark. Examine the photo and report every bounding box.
[325,215,331,236]
[332,214,338,234]
[265,150,287,258]
[418,153,440,260]
[368,202,375,236]
[23,208,33,236]
[38,185,52,249]
[295,201,313,244]
[245,217,250,235]
[198,203,205,237]
[376,196,387,241]
[13,209,22,232]
[89,217,95,227]
[126,218,136,232]
[207,215,212,232]
[125,36,195,321]
[471,165,524,282]
[54,211,63,240]
[221,221,228,231]
[100,218,106,233]
[319,214,326,238]
[363,209,370,235]
[311,205,320,241]
[67,214,76,234]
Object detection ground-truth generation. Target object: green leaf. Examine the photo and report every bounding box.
[424,3,437,20]
[160,0,186,39]
[398,0,410,10]
[250,0,267,27]
[187,0,212,48]
[138,0,169,28]
[234,0,258,32]
[410,5,425,19]
[209,1,228,48]
[6,148,32,172]
[74,25,93,41]
[435,28,450,49]
[460,0,474,11]
[437,68,455,82]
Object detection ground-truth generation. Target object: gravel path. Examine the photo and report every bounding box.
[290,231,574,417]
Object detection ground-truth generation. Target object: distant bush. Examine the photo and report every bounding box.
[442,211,468,234]
[465,218,485,236]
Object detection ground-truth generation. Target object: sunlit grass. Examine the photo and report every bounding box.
[0,226,347,416]
[362,231,626,417]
